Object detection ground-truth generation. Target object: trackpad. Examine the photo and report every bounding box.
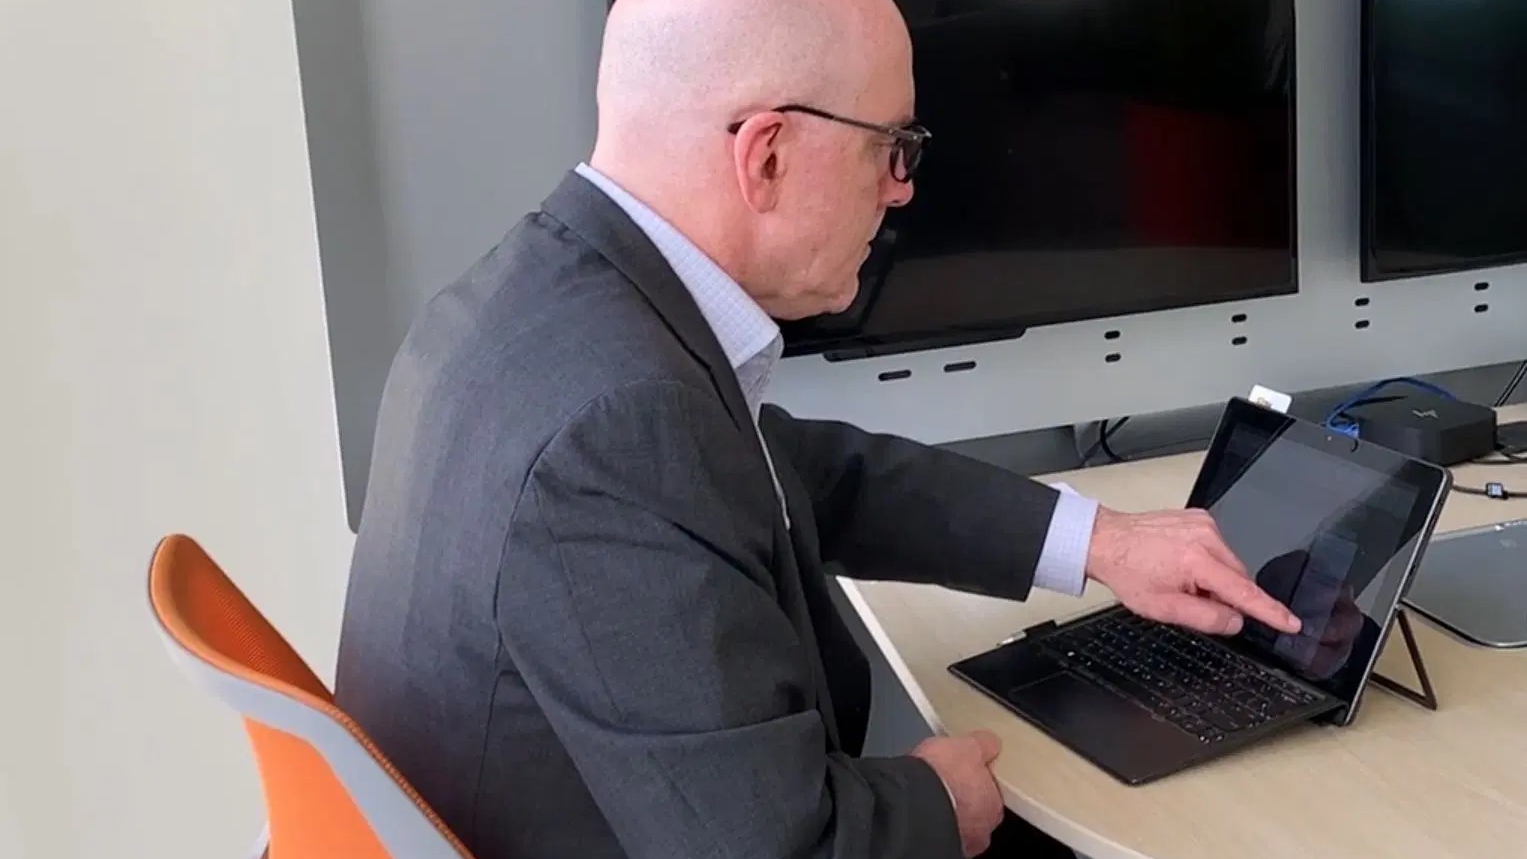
[1009,672,1200,783]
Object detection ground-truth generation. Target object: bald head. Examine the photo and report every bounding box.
[595,0,907,153]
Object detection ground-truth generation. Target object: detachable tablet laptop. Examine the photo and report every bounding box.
[950,397,1452,785]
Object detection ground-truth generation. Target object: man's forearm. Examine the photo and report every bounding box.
[763,408,1065,598]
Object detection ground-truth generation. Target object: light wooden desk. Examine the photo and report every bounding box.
[844,404,1527,859]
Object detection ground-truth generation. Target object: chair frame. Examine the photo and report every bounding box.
[149,536,470,859]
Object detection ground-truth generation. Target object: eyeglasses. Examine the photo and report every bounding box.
[726,104,931,183]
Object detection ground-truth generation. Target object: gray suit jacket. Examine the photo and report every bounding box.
[334,171,1065,859]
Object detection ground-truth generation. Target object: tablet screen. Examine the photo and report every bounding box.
[1187,399,1448,705]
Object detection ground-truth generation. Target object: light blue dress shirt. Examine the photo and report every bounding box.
[573,162,1096,596]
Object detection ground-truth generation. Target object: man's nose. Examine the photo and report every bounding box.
[885,178,915,208]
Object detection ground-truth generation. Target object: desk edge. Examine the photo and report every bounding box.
[837,577,1153,859]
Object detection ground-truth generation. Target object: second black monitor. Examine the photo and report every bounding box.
[1362,0,1527,282]
[782,0,1298,359]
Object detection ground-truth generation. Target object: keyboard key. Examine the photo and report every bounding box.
[1205,709,1244,733]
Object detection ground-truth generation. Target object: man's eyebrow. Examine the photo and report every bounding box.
[892,113,918,127]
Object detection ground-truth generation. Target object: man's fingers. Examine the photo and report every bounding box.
[1159,593,1244,636]
[1186,525,1300,634]
[969,729,1002,763]
[1197,530,1249,579]
[1193,558,1302,634]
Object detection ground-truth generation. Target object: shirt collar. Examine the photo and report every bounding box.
[574,163,780,377]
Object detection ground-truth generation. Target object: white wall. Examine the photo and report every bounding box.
[2,2,352,858]
[296,0,606,527]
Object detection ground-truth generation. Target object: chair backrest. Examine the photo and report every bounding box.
[147,534,475,859]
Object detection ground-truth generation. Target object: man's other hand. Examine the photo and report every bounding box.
[1087,508,1302,637]
[910,731,1005,857]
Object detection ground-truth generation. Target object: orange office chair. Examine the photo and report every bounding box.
[147,533,477,859]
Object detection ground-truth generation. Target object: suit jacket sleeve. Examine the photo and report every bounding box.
[761,404,1060,600]
[498,380,962,859]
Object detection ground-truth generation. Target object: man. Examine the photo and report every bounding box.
[334,1,1302,857]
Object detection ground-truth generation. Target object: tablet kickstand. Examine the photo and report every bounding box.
[1370,610,1438,711]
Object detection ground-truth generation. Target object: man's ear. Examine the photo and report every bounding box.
[731,112,790,214]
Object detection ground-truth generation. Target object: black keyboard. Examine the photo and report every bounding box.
[1037,610,1324,745]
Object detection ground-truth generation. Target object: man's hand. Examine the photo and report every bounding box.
[910,731,1005,857]
[1087,508,1302,636]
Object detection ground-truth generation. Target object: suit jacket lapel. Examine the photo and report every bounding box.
[540,171,757,435]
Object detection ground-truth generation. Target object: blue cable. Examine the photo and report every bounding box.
[1324,377,1456,439]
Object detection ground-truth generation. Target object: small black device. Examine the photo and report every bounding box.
[1341,392,1497,467]
[949,398,1452,785]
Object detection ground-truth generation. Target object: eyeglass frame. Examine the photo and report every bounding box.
[725,104,931,183]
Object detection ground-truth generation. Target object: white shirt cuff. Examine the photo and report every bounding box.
[1031,484,1098,597]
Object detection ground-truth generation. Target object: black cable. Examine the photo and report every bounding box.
[1452,483,1511,499]
[1129,436,1214,460]
[1495,360,1527,408]
[1098,421,1127,464]
[1491,362,1527,458]
[1080,417,1130,466]
[1452,448,1524,498]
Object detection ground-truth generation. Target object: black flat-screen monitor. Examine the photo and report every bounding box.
[782,0,1298,359]
[1362,0,1527,282]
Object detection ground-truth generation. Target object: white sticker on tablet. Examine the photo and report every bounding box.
[1249,384,1292,413]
